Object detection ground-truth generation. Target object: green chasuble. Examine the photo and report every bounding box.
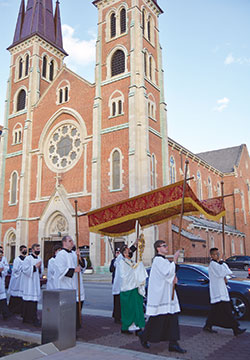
[120,288,145,331]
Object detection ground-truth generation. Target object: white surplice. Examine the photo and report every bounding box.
[20,254,44,301]
[54,249,86,302]
[120,258,148,294]
[146,256,180,316]
[8,256,25,297]
[208,260,232,304]
[0,258,8,300]
[112,253,123,295]
[46,257,58,290]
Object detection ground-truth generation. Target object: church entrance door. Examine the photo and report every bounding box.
[43,237,62,267]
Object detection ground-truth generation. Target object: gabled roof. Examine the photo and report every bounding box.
[8,0,67,56]
[172,224,205,242]
[92,0,164,14]
[196,145,244,173]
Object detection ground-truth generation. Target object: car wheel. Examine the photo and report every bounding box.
[243,265,249,271]
[231,294,248,320]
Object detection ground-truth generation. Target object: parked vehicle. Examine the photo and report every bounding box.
[145,263,250,319]
[225,256,250,271]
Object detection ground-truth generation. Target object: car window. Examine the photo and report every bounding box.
[177,267,207,281]
[227,257,236,261]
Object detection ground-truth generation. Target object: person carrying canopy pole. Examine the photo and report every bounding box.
[203,247,246,336]
[138,240,186,354]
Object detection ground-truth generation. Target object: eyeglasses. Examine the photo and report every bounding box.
[159,244,167,248]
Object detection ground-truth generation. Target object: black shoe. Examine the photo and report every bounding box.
[121,330,133,335]
[135,329,142,336]
[169,343,187,354]
[203,326,217,334]
[234,328,246,336]
[138,332,150,349]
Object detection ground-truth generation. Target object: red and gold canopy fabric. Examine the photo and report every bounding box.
[87,180,225,237]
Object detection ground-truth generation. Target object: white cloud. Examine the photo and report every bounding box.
[224,53,250,65]
[62,24,96,69]
[213,97,230,112]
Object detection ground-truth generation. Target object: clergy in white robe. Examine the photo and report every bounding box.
[119,245,147,333]
[139,241,186,354]
[204,248,246,336]
[54,236,87,330]
[0,250,12,319]
[8,245,27,314]
[46,244,62,290]
[111,243,138,324]
[20,243,43,326]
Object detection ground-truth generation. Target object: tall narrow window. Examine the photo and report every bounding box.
[110,13,116,38]
[18,59,23,79]
[112,150,120,190]
[152,154,156,189]
[197,171,202,200]
[42,56,47,78]
[59,89,63,104]
[170,156,176,184]
[142,9,145,35]
[118,100,122,114]
[17,89,26,111]
[25,54,29,76]
[207,177,213,198]
[65,87,69,102]
[112,102,116,116]
[147,18,151,41]
[144,52,147,76]
[49,60,54,81]
[149,57,152,80]
[120,8,126,34]
[10,172,18,205]
[111,50,125,77]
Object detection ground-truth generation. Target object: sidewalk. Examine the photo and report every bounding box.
[83,272,112,282]
[0,313,249,360]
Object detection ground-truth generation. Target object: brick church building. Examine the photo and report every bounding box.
[0,0,249,271]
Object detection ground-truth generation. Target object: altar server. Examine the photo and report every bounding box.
[54,235,87,330]
[0,246,8,268]
[203,247,246,336]
[21,243,43,327]
[46,244,62,290]
[0,249,12,320]
[8,245,27,315]
[119,244,147,334]
[139,240,186,354]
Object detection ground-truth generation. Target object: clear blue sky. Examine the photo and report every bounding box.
[0,0,249,154]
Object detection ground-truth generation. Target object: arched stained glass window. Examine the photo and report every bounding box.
[120,8,126,34]
[10,172,17,204]
[197,171,202,200]
[111,50,125,77]
[49,60,54,81]
[17,89,26,111]
[59,89,63,104]
[118,100,122,114]
[65,87,69,102]
[25,54,29,76]
[112,150,120,190]
[110,13,116,38]
[42,56,47,78]
[112,102,116,116]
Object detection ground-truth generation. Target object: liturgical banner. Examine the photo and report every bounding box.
[87,180,226,237]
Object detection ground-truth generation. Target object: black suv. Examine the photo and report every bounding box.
[226,256,250,271]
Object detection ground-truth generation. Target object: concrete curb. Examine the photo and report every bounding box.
[0,342,58,360]
[0,327,41,344]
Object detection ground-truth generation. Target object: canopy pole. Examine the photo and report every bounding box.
[172,160,189,301]
[108,237,115,257]
[74,200,82,327]
[136,221,139,262]
[221,181,225,257]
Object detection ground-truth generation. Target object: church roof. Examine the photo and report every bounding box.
[8,0,67,55]
[92,0,163,14]
[196,145,244,173]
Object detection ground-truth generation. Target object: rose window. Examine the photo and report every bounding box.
[46,123,82,171]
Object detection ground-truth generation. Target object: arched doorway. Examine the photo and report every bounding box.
[3,228,16,263]
[42,212,69,267]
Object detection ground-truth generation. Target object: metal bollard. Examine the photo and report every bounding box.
[42,289,76,350]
